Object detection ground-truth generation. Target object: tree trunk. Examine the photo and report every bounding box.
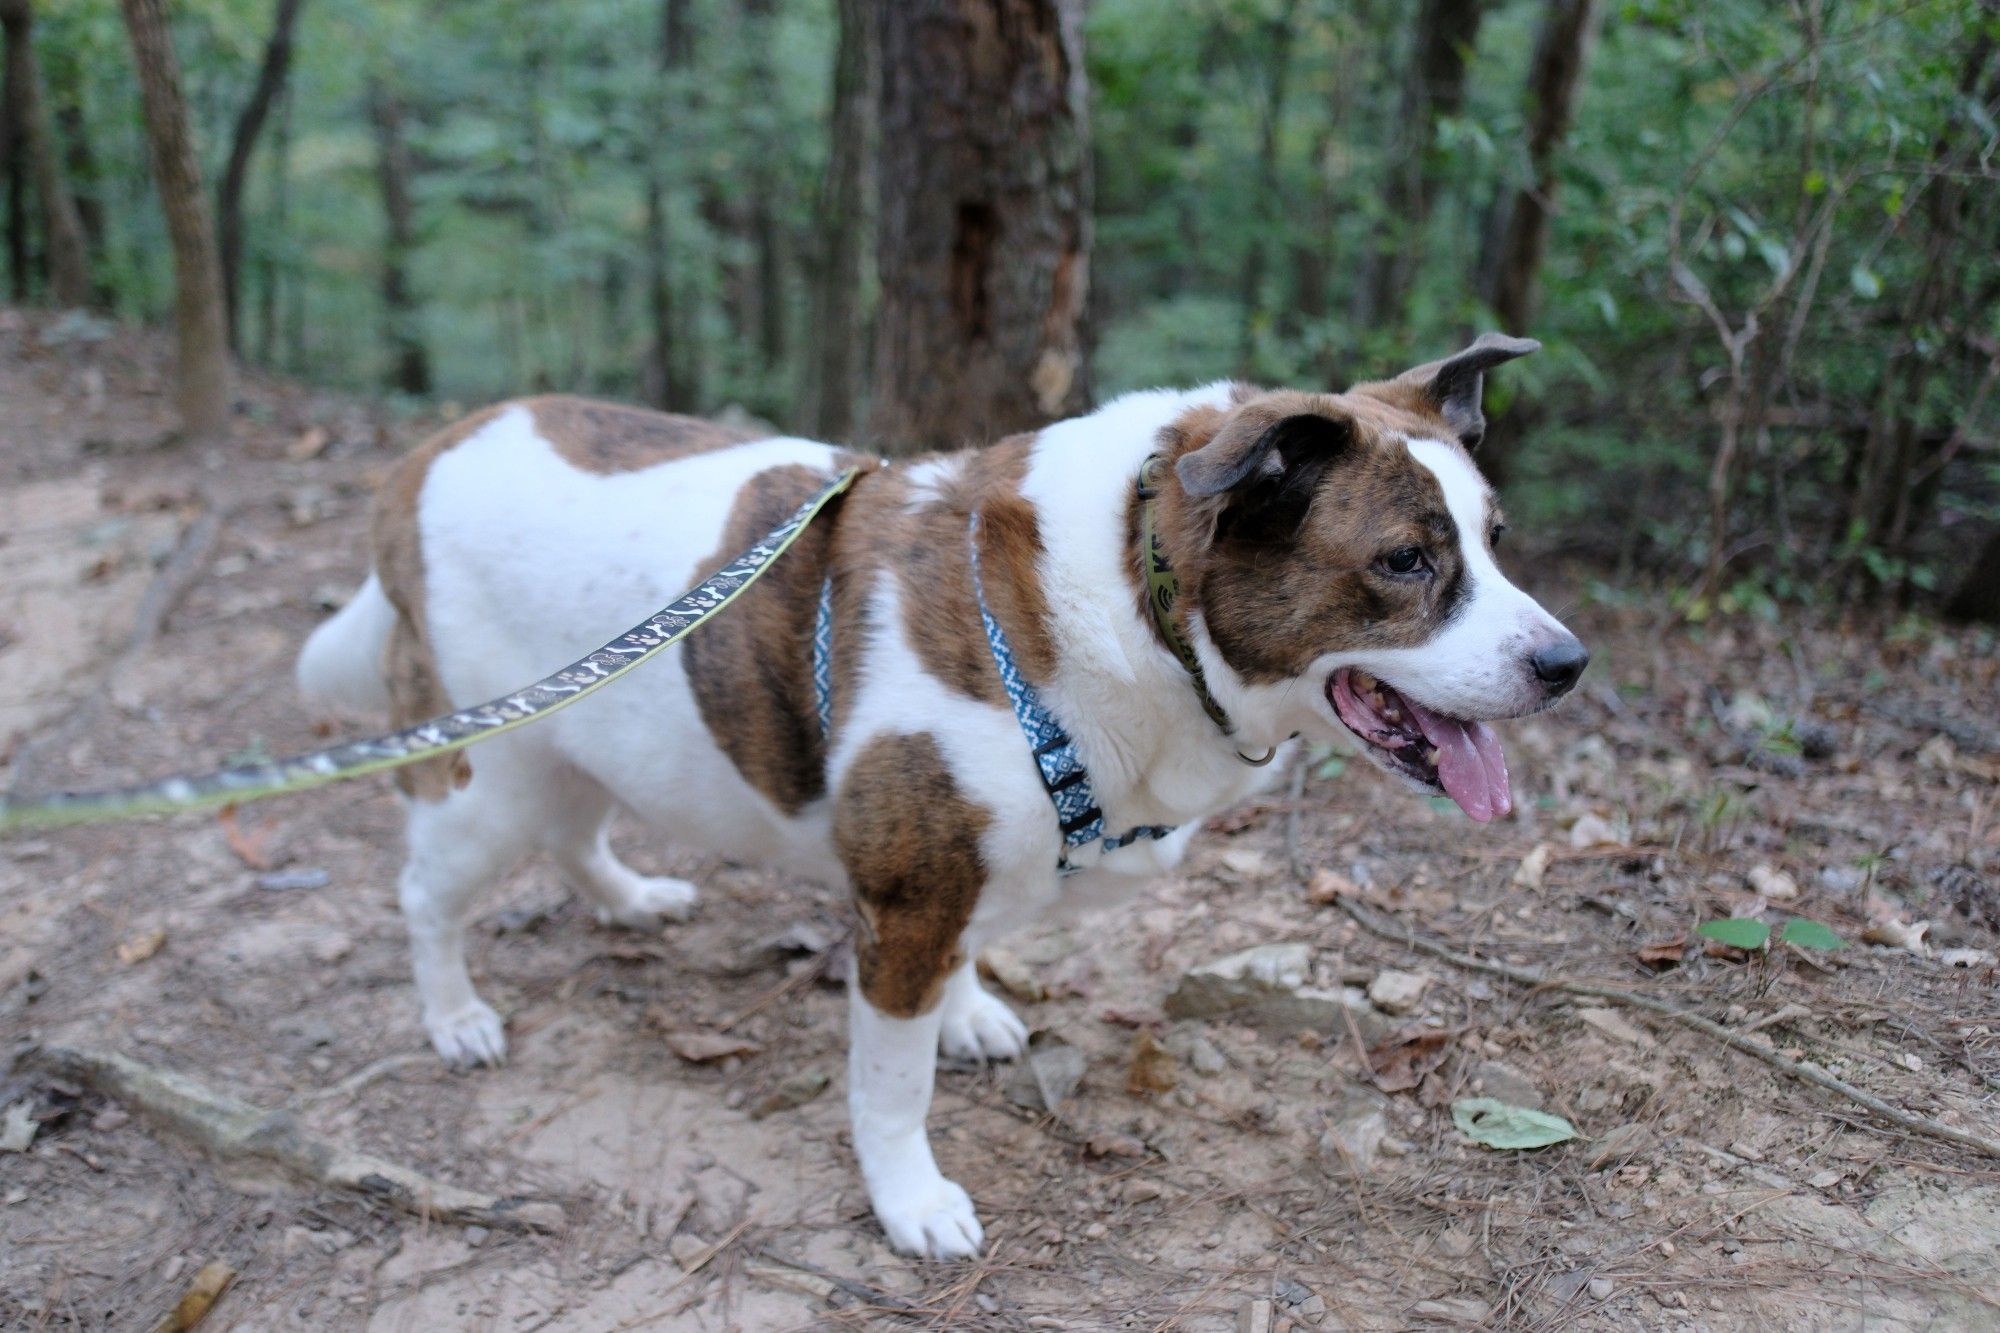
[255,82,290,366]
[1476,0,1601,487]
[743,0,786,371]
[1354,0,1485,331]
[640,0,698,411]
[368,80,429,395]
[118,0,233,441]
[868,0,1091,453]
[1946,530,2000,624]
[1236,0,1299,375]
[0,0,90,307]
[217,0,306,354]
[801,0,877,441]
[1,8,27,300]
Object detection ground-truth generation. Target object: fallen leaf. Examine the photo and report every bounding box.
[1084,1131,1145,1158]
[977,947,1046,1003]
[1749,865,1799,901]
[287,426,331,461]
[1096,1005,1160,1028]
[1635,937,1687,970]
[748,1069,829,1120]
[1862,918,1931,955]
[156,1259,236,1332]
[663,1030,763,1064]
[1566,813,1621,849]
[1697,918,1771,951]
[116,927,167,966]
[1452,1098,1578,1150]
[1776,918,1845,950]
[1126,1030,1179,1096]
[1511,843,1555,891]
[1575,1007,1653,1047]
[0,1102,36,1153]
[1367,1029,1454,1094]
[1306,868,1360,903]
[217,805,276,871]
[1006,1037,1086,1112]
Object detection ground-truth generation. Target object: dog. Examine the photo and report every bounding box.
[296,333,1586,1258]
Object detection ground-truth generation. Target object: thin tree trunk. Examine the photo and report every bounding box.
[743,0,786,371]
[118,0,233,440]
[801,0,877,441]
[53,96,107,281]
[1236,0,1299,374]
[0,0,90,306]
[868,0,1092,452]
[1354,0,1485,331]
[368,79,429,395]
[1477,0,1601,486]
[218,0,305,354]
[255,82,290,366]
[641,0,698,410]
[1946,530,2000,624]
[1,9,27,300]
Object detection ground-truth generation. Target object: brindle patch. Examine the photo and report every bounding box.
[1149,389,1486,685]
[682,463,851,815]
[835,731,990,1018]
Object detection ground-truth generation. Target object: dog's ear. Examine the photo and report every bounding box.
[1360,332,1539,449]
[1176,409,1352,542]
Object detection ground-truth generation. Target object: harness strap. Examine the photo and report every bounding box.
[967,511,1175,875]
[812,575,835,739]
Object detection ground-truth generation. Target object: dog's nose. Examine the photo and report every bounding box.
[1530,639,1590,697]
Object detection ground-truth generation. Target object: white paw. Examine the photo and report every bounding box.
[874,1176,984,1259]
[938,987,1029,1063]
[594,876,698,929]
[425,1001,507,1067]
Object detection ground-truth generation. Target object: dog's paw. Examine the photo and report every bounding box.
[594,876,698,930]
[874,1176,984,1260]
[939,987,1029,1063]
[426,1001,507,1067]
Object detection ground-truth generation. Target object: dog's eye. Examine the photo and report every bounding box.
[1489,524,1506,550]
[1380,546,1426,576]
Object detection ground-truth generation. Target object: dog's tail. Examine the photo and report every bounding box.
[297,573,395,717]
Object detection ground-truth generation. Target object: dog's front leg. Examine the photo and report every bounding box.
[848,981,982,1258]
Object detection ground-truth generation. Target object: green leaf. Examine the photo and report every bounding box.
[1777,918,1845,950]
[1850,264,1883,300]
[1697,918,1771,950]
[1452,1098,1578,1150]
[1314,754,1348,780]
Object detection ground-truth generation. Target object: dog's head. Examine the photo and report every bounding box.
[1159,334,1586,822]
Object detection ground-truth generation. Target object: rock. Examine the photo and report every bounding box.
[1367,969,1429,1015]
[1436,1225,1476,1258]
[1126,1031,1179,1095]
[1412,1297,1491,1323]
[1588,1277,1614,1301]
[1818,865,1865,894]
[1219,848,1276,881]
[1471,1060,1543,1110]
[1238,1296,1273,1333]
[258,867,330,892]
[1575,1006,1653,1047]
[1749,864,1799,901]
[1005,1037,1086,1113]
[1511,842,1555,890]
[1121,1178,1165,1204]
[1166,944,1389,1043]
[977,946,1046,1003]
[748,1068,829,1120]
[1567,812,1621,849]
[1317,1086,1393,1174]
[1939,947,1995,969]
[1185,1034,1227,1076]
[1587,1122,1650,1170]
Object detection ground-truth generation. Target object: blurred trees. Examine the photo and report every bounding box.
[0,0,90,307]
[0,0,1992,617]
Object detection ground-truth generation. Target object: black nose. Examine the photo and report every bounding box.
[1531,639,1590,697]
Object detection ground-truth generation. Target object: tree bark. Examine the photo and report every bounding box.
[1476,0,1601,486]
[641,0,698,411]
[1,5,27,300]
[218,0,306,354]
[368,80,429,395]
[801,0,877,441]
[254,82,291,366]
[0,0,90,307]
[1354,0,1485,331]
[867,0,1092,453]
[1237,0,1300,374]
[1946,530,2000,624]
[118,0,233,441]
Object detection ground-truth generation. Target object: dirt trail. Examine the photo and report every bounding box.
[2,309,1997,1331]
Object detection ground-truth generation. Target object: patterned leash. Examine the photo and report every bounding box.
[0,468,860,834]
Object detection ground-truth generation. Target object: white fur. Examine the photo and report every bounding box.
[300,389,1576,1258]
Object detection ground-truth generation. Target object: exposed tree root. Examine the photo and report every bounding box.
[1331,894,2000,1161]
[23,1043,564,1231]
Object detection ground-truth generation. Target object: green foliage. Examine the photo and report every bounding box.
[1452,1098,1578,1150]
[1696,918,1771,950]
[1776,918,1846,951]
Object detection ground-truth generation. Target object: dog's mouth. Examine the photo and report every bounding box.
[1327,668,1513,823]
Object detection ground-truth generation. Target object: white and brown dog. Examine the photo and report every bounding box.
[298,333,1586,1258]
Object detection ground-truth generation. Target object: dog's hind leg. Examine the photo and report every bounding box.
[936,957,1028,1063]
[398,750,543,1068]
[540,772,698,929]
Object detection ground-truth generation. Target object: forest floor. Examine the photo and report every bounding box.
[1,307,1997,1332]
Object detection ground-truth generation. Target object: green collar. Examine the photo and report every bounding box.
[1137,455,1275,765]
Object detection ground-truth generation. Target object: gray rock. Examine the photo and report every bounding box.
[1166,944,1388,1043]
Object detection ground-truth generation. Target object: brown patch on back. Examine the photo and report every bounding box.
[835,731,989,1018]
[1148,390,1479,685]
[525,396,763,474]
[682,463,851,814]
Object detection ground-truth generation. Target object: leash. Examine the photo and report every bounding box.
[0,468,861,834]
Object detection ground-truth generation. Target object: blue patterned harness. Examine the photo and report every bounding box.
[809,513,1176,876]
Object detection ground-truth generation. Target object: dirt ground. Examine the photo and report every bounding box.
[2,308,1997,1332]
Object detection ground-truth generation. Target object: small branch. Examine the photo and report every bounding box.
[1329,896,2000,1161]
[23,1043,564,1231]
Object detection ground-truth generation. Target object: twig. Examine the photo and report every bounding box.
[1329,895,2000,1161]
[747,1246,921,1314]
[22,1043,564,1231]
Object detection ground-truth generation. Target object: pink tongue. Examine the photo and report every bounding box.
[1405,700,1513,823]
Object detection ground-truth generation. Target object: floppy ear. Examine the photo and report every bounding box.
[1176,410,1351,542]
[1378,332,1539,449]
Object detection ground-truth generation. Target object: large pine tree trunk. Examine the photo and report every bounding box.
[118,0,233,440]
[217,0,306,354]
[801,0,877,441]
[0,0,91,307]
[1354,0,1485,331]
[867,0,1091,453]
[368,80,429,395]
[1476,0,1601,487]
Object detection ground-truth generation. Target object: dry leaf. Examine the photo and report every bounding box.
[217,805,276,871]
[1367,1029,1454,1094]
[1862,918,1931,955]
[1635,937,1687,970]
[1126,1030,1179,1095]
[1511,843,1555,891]
[287,426,331,461]
[1084,1131,1145,1158]
[154,1259,236,1333]
[749,1069,829,1120]
[1307,868,1360,903]
[116,928,167,966]
[977,947,1046,1004]
[1748,864,1799,901]
[663,1030,762,1063]
[1566,813,1621,849]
